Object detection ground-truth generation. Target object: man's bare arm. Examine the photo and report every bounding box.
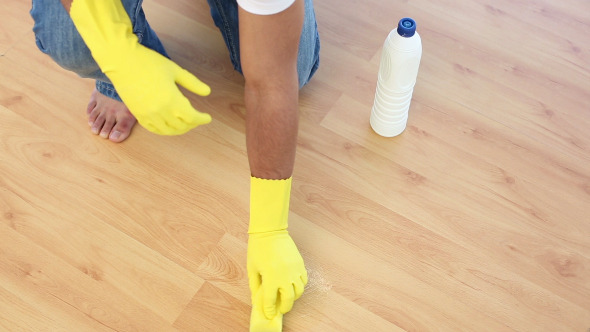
[239,0,304,180]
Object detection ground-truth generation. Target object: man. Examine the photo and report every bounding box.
[30,0,320,330]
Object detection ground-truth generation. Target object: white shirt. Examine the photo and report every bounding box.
[237,0,296,15]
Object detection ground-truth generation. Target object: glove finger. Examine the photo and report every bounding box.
[262,286,278,319]
[173,64,211,97]
[171,96,212,127]
[293,279,305,301]
[251,289,283,332]
[139,120,162,135]
[184,110,212,126]
[278,286,295,314]
[248,270,262,297]
[143,116,186,135]
[301,268,309,286]
[164,117,192,135]
[172,68,212,126]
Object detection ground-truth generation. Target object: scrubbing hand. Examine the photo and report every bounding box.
[70,0,211,135]
[248,230,307,319]
[248,177,307,331]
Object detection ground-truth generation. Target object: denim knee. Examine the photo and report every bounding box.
[207,0,320,89]
[30,0,107,80]
[30,0,168,102]
[297,0,321,88]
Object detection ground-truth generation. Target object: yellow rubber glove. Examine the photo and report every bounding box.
[248,177,307,332]
[69,0,211,135]
[250,287,283,332]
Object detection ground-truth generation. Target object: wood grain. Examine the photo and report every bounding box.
[1,0,589,330]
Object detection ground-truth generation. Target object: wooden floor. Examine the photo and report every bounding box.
[1,0,589,331]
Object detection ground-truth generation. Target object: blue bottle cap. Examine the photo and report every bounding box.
[397,17,417,37]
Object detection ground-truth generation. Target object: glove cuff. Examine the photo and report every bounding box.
[249,176,292,234]
[70,0,138,65]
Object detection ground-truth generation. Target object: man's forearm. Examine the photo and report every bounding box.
[245,81,299,180]
[239,0,304,180]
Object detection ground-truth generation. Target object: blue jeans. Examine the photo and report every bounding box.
[30,0,320,102]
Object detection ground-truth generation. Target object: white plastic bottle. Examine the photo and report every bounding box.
[370,17,422,137]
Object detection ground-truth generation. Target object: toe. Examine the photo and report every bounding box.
[109,116,136,143]
[91,114,105,135]
[88,107,100,127]
[85,89,136,142]
[86,89,99,116]
[100,116,116,139]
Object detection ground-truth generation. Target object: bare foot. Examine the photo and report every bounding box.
[86,89,137,143]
